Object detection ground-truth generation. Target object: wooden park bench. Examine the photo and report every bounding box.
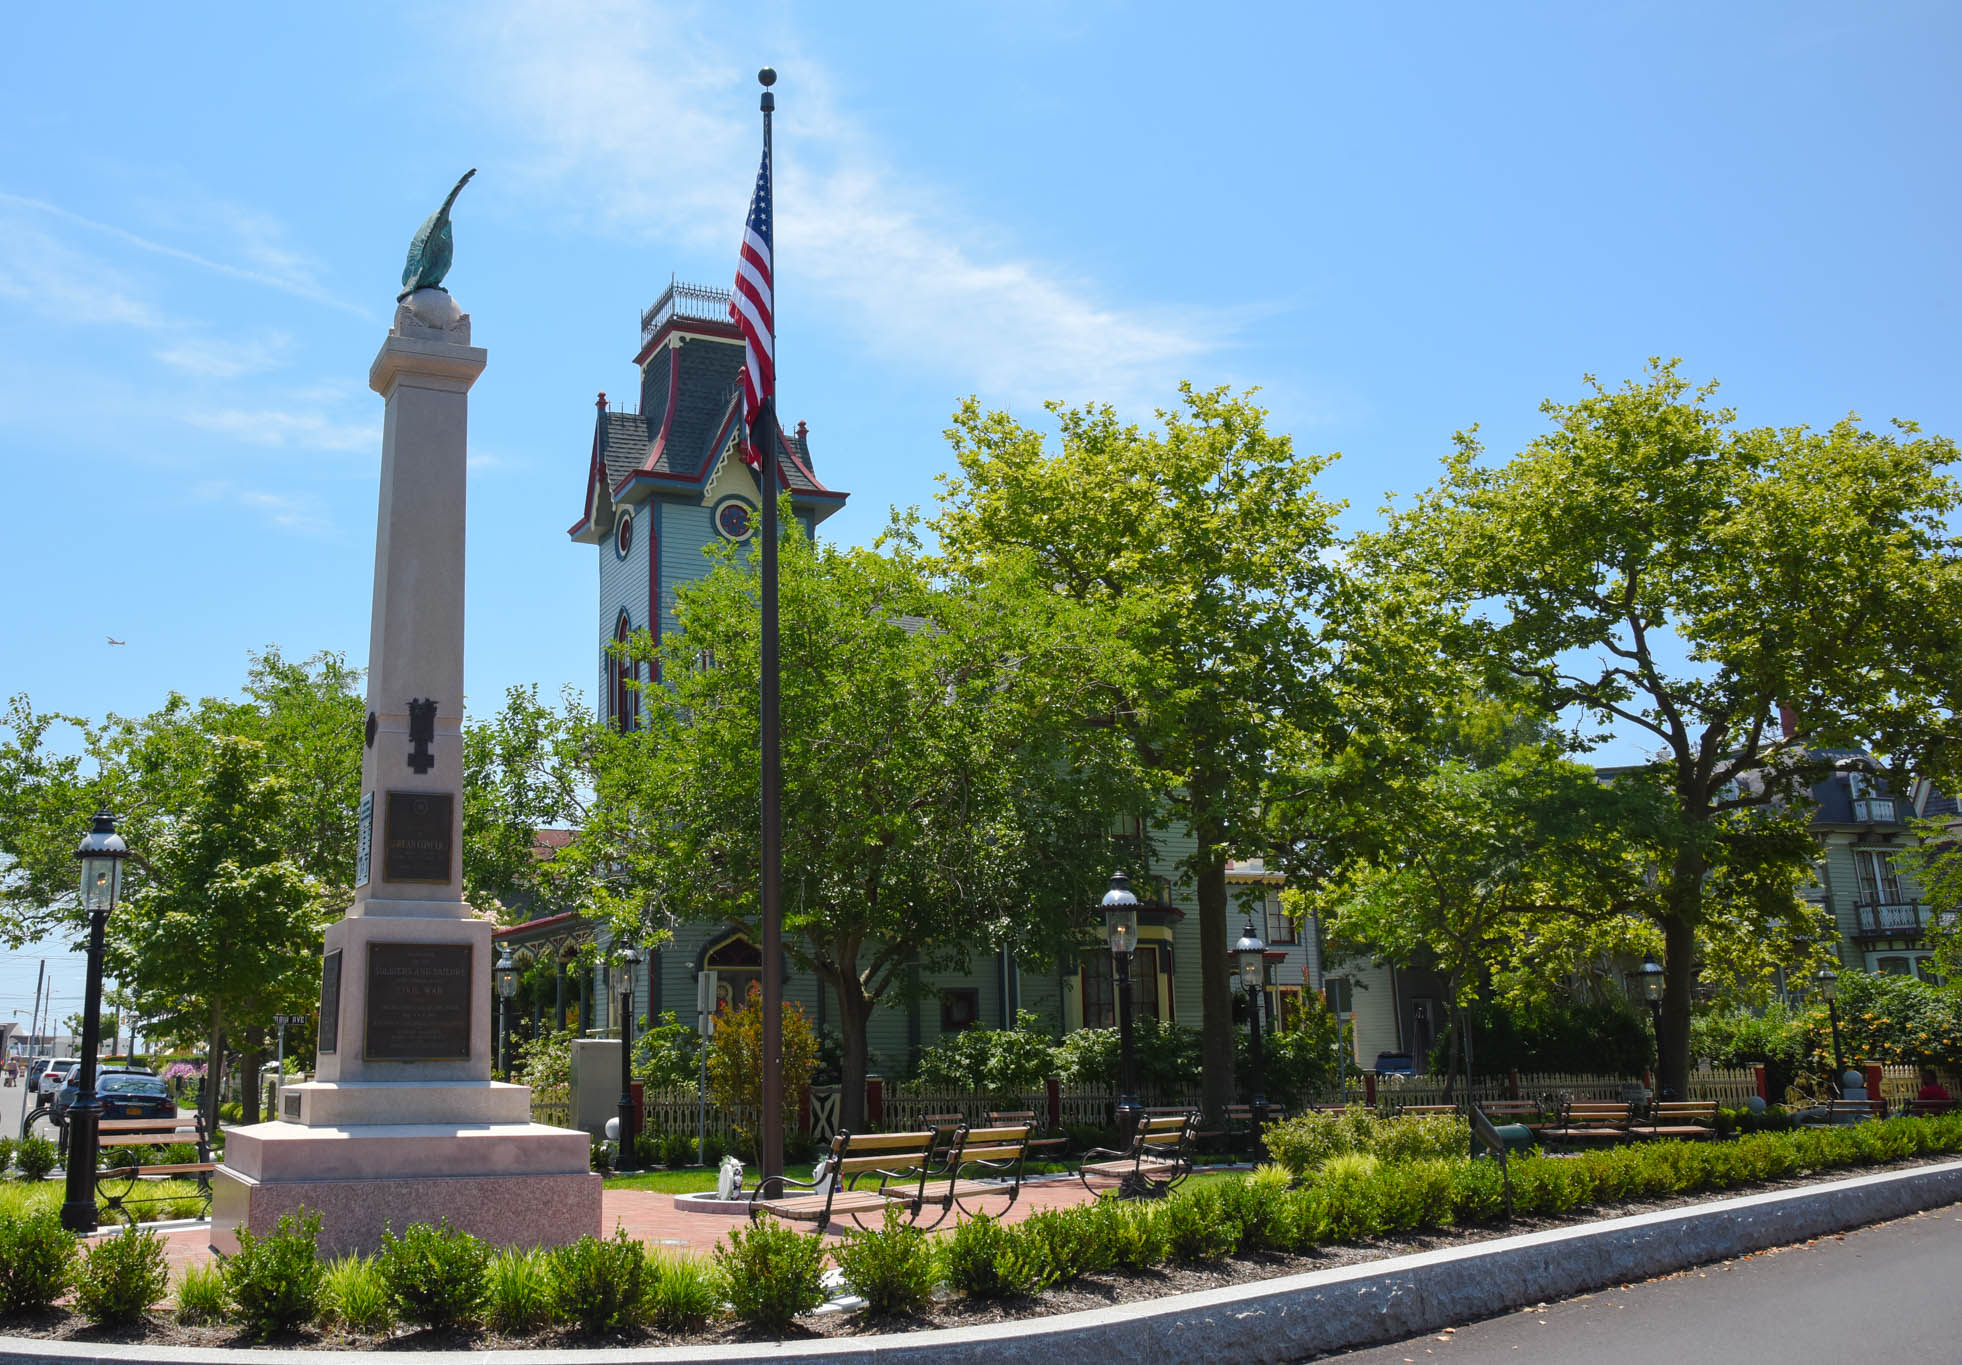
[94,1116,216,1226]
[1538,1100,1633,1146]
[987,1109,1069,1159]
[743,1128,939,1234]
[1628,1100,1719,1141]
[1079,1111,1197,1199]
[1479,1099,1551,1132]
[931,1121,1033,1220]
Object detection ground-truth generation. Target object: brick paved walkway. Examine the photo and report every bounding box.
[134,1174,1107,1276]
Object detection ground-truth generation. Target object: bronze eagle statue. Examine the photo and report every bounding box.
[398,169,476,301]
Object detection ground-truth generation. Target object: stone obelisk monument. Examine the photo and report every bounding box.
[211,175,602,1256]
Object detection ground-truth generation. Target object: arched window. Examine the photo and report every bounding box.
[610,612,638,731]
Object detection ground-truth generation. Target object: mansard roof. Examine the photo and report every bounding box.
[569,282,847,543]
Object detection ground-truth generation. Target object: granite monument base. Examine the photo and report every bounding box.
[210,1120,601,1257]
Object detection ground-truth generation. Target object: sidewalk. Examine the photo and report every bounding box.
[139,1173,1106,1275]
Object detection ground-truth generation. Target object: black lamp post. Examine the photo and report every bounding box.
[1638,956,1665,1097]
[64,811,127,1233]
[1816,966,1846,1093]
[1101,871,1142,1145]
[1234,919,1268,1138]
[615,945,642,1171]
[494,945,518,1080]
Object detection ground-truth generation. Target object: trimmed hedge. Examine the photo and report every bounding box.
[2,1113,1959,1338]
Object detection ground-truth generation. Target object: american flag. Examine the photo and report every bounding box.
[730,144,774,462]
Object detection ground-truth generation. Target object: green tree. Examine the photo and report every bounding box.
[569,520,1137,1130]
[1369,360,1962,1094]
[930,385,1344,1120]
[104,736,322,1133]
[461,683,593,916]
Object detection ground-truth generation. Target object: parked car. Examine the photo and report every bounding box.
[1373,1052,1417,1077]
[24,1058,54,1094]
[55,1069,174,1123]
[36,1058,78,1099]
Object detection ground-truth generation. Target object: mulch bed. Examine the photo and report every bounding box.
[6,1151,1958,1352]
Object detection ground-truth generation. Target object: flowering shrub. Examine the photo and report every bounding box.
[1264,1106,1469,1176]
[1796,971,1962,1082]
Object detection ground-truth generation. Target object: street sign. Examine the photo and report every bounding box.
[696,970,718,1037]
[1324,976,1352,1016]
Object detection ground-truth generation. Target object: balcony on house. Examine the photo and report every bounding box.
[1852,901,1926,939]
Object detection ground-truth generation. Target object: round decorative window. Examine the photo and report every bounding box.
[713,496,756,542]
[615,511,634,559]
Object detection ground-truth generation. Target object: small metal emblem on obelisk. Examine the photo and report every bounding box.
[407,698,437,773]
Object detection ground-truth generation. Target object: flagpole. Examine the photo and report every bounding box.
[754,64,785,1192]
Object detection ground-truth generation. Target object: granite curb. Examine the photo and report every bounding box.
[7,1158,1960,1365]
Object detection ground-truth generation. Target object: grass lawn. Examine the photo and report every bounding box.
[0,1177,210,1223]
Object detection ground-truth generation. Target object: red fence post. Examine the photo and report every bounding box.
[866,1076,884,1130]
[1046,1076,1061,1133]
[1364,1073,1377,1106]
[1864,1063,1885,1112]
[1752,1064,1768,1101]
[798,1083,812,1136]
[1508,1070,1521,1100]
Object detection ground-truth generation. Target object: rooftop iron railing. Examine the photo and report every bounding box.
[640,278,733,347]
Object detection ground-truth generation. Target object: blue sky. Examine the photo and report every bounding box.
[2,2,1959,1015]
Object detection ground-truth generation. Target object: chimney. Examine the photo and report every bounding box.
[596,391,608,412]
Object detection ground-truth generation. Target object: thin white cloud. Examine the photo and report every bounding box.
[182,405,375,454]
[457,1,1228,410]
[0,217,166,329]
[192,480,334,536]
[0,192,367,318]
[154,330,295,379]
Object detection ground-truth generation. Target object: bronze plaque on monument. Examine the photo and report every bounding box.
[318,949,343,1055]
[364,942,473,1061]
[382,790,453,883]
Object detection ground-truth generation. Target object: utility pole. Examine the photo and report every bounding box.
[29,961,44,1057]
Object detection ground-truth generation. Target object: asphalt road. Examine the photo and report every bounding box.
[0,1067,28,1138]
[1317,1202,1962,1363]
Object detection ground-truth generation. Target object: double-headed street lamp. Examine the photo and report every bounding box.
[64,811,128,1233]
[1638,956,1665,1095]
[494,945,518,1080]
[1816,966,1847,1092]
[1101,871,1142,1145]
[615,945,642,1171]
[1234,919,1268,1137]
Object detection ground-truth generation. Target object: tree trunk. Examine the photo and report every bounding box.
[1194,824,1236,1125]
[1659,914,1696,1098]
[239,1027,265,1125]
[832,970,876,1133]
[202,1005,225,1137]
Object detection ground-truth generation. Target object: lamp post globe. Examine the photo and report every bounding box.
[64,811,128,1233]
[1636,956,1667,1098]
[615,945,642,1171]
[494,945,518,1080]
[1233,921,1268,1135]
[1101,871,1143,1143]
[1816,966,1847,1088]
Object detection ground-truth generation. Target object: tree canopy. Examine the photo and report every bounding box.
[1367,360,1962,1092]
[567,518,1139,1128]
[929,384,1346,1118]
